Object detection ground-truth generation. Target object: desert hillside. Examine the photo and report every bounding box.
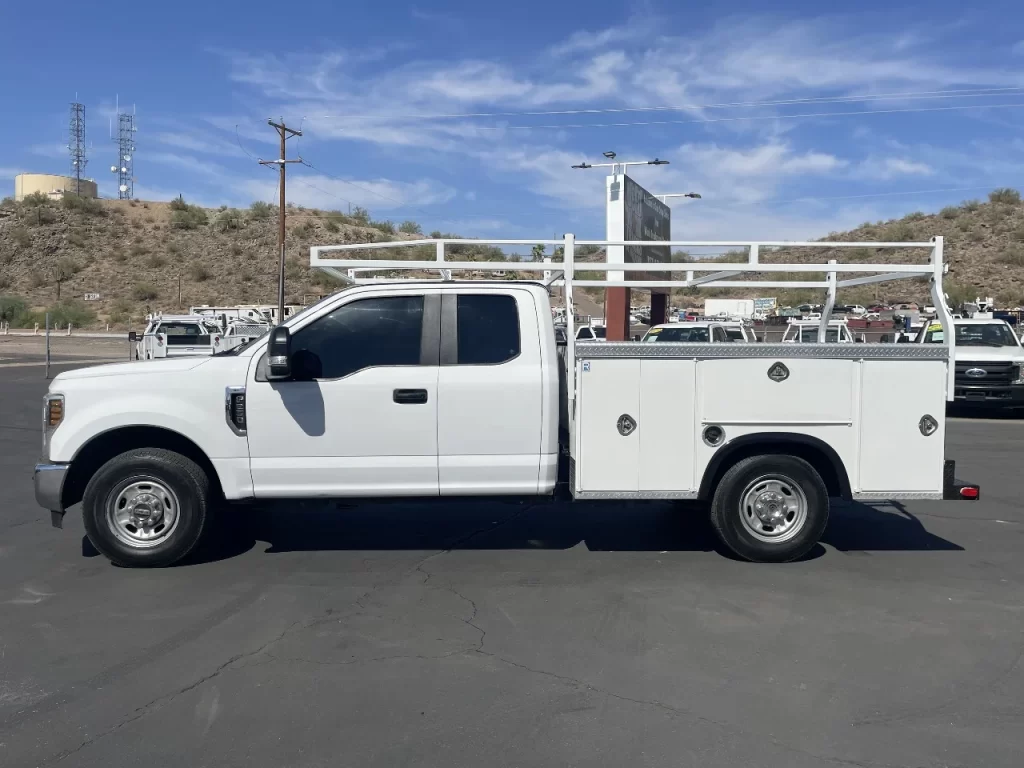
[1,188,1022,327]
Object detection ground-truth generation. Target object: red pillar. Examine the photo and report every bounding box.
[650,292,668,327]
[604,287,631,341]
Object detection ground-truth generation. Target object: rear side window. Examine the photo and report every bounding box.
[457,294,520,364]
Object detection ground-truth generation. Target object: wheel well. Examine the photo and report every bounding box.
[62,426,222,509]
[698,435,851,501]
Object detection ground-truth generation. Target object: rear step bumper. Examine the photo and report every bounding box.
[943,459,980,500]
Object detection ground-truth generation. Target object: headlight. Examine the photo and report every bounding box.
[42,394,64,459]
[1015,365,1024,385]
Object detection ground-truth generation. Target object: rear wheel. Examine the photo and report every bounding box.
[82,448,210,567]
[710,454,828,562]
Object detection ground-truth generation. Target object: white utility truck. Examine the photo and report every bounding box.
[642,319,754,343]
[136,315,226,360]
[915,318,1024,408]
[34,235,978,567]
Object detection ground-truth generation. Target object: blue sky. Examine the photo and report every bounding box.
[2,0,1023,241]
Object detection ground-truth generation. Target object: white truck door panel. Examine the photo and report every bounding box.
[437,291,542,494]
[639,359,696,491]
[577,358,641,492]
[246,293,440,497]
[859,360,945,492]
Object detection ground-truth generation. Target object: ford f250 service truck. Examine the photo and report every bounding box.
[34,235,978,567]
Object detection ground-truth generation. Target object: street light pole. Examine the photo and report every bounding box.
[653,192,702,202]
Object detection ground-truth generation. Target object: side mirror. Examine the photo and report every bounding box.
[128,331,137,342]
[267,326,292,379]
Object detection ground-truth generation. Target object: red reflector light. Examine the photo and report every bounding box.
[960,487,979,499]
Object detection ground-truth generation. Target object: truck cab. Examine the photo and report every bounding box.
[916,318,1024,407]
[137,315,226,360]
[641,320,749,343]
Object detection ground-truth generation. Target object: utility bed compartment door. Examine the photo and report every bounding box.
[577,359,640,491]
[858,360,945,492]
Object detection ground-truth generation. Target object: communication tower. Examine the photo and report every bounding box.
[111,107,136,200]
[68,102,87,196]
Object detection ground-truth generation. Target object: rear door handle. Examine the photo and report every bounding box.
[393,388,428,404]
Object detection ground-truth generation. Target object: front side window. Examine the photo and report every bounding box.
[457,294,520,364]
[725,328,746,342]
[290,295,424,379]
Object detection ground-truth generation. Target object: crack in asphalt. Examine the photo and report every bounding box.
[34,502,536,764]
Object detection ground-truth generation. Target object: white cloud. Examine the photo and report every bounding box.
[854,156,934,180]
[0,166,26,180]
[238,173,457,211]
[29,143,66,159]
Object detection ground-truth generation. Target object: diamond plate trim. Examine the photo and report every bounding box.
[575,343,949,360]
[852,491,944,500]
[572,490,700,500]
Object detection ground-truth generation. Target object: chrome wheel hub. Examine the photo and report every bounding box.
[107,479,180,548]
[739,475,808,544]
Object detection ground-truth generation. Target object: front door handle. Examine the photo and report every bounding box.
[393,388,428,404]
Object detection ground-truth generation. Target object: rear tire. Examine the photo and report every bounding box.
[82,448,210,567]
[710,454,828,563]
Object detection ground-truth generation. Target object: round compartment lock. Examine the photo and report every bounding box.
[702,425,725,447]
[919,414,938,436]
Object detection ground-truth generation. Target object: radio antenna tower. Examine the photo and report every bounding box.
[68,101,87,196]
[111,100,136,199]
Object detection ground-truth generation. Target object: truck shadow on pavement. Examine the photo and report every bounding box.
[85,496,961,566]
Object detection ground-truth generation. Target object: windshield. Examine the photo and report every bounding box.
[643,327,710,342]
[799,328,840,343]
[924,323,1019,346]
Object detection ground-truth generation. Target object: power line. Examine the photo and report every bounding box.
[460,101,1024,132]
[306,86,1024,121]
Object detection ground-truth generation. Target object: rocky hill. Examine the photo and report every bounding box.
[1,187,1022,327]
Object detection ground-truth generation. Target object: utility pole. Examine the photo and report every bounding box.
[259,119,302,325]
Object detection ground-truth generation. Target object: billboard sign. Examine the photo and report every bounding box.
[607,173,671,284]
[754,297,777,313]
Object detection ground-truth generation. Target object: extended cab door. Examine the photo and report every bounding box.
[436,289,544,493]
[245,292,440,497]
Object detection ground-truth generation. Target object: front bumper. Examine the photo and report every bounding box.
[953,383,1024,406]
[34,463,69,527]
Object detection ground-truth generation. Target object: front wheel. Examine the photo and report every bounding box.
[710,455,828,563]
[82,448,210,567]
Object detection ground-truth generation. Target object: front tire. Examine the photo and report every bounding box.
[710,454,828,563]
[82,448,210,567]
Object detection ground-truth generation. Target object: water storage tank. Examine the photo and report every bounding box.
[14,173,99,201]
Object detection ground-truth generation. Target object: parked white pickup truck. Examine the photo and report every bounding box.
[641,320,752,343]
[915,318,1024,408]
[34,235,978,567]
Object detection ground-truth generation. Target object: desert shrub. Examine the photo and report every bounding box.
[323,219,340,233]
[309,269,346,289]
[956,218,972,232]
[216,208,244,231]
[111,248,127,263]
[905,211,926,221]
[147,254,167,268]
[12,226,31,248]
[961,199,981,212]
[0,295,27,323]
[248,201,275,220]
[229,243,244,256]
[20,191,50,207]
[968,228,985,243]
[399,220,423,235]
[887,221,916,241]
[27,206,57,225]
[190,264,211,282]
[989,188,1021,205]
[371,219,396,235]
[350,206,370,225]
[67,230,86,248]
[997,246,1024,266]
[940,206,959,220]
[55,258,80,280]
[133,282,159,301]
[47,299,96,328]
[129,242,147,257]
[167,241,181,255]
[29,270,47,288]
[170,202,207,230]
[62,194,104,216]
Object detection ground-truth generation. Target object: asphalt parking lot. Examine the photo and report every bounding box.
[1,362,1022,767]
